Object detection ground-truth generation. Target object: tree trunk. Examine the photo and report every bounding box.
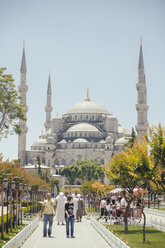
[142,209,146,242]
[124,204,130,232]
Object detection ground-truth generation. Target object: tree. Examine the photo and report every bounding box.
[78,159,104,181]
[71,188,81,194]
[105,140,152,237]
[0,67,26,140]
[125,127,136,148]
[37,157,41,174]
[60,164,81,185]
[145,123,165,192]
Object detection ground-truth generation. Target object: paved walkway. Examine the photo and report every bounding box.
[21,218,111,248]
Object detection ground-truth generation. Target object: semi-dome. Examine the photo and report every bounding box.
[32,138,47,146]
[67,123,100,132]
[73,138,88,143]
[115,137,128,145]
[66,100,109,115]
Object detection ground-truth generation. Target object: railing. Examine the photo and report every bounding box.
[147,217,165,232]
[91,217,130,248]
[2,217,39,248]
[144,208,165,217]
[144,209,165,232]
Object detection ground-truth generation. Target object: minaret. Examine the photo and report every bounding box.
[45,72,53,131]
[135,40,149,139]
[18,41,28,166]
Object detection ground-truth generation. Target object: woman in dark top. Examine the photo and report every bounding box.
[65,195,75,238]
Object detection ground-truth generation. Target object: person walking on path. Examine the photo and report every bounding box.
[65,195,75,238]
[55,192,66,225]
[97,197,107,221]
[41,192,56,237]
[72,193,78,220]
[76,194,84,222]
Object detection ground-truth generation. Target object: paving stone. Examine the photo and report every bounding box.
[21,218,111,248]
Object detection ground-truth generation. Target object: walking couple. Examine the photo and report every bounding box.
[41,193,75,238]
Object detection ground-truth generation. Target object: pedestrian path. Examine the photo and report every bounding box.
[21,218,111,248]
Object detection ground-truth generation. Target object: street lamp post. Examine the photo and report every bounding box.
[1,178,8,239]
[24,184,28,213]
[19,183,23,225]
[28,185,31,213]
[11,181,16,229]
[3,178,9,234]
[9,181,15,232]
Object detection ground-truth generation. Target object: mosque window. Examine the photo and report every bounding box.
[75,115,77,121]
[54,160,59,166]
[86,115,88,120]
[75,133,77,137]
[80,132,82,137]
[92,116,94,121]
[48,147,50,150]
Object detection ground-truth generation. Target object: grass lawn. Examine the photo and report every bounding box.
[105,225,165,248]
[0,225,26,248]
[158,208,165,211]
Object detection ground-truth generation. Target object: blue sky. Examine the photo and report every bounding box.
[0,0,165,160]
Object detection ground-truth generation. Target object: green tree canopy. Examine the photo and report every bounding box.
[0,67,26,140]
[125,127,136,148]
[145,123,165,192]
[60,163,81,185]
[60,159,104,185]
[105,140,153,232]
[77,159,104,181]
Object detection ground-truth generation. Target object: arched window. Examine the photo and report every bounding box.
[54,159,59,166]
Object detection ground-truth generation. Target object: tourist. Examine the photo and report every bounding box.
[65,195,75,238]
[97,197,107,221]
[106,202,111,220]
[41,192,56,237]
[55,192,66,225]
[76,194,84,222]
[72,193,78,220]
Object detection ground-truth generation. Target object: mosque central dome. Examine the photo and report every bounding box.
[66,100,109,115]
[66,89,109,115]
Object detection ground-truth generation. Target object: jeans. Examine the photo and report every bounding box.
[43,214,53,236]
[65,216,74,237]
